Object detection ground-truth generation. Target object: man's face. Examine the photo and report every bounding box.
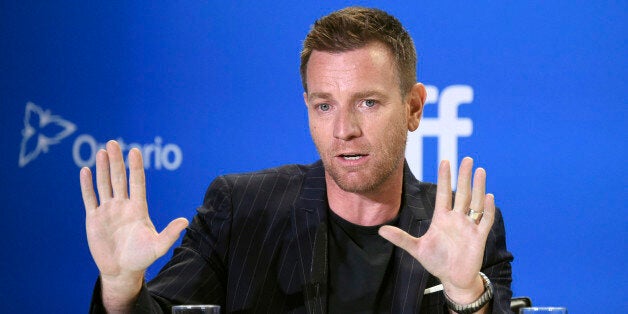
[304,42,421,194]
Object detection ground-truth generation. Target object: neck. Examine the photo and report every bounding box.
[325,164,404,226]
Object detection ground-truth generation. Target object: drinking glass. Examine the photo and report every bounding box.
[172,305,221,314]
[520,307,567,314]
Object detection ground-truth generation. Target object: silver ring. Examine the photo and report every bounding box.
[467,208,484,220]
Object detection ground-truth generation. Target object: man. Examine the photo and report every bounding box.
[81,7,512,313]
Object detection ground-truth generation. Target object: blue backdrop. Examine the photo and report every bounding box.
[1,1,626,312]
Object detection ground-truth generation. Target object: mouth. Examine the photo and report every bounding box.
[337,153,368,160]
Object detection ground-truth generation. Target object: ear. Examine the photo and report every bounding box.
[303,92,309,108]
[406,83,426,131]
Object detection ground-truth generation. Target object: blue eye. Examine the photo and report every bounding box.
[364,99,376,107]
[319,103,331,111]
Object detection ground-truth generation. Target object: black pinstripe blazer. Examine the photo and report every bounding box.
[91,160,513,313]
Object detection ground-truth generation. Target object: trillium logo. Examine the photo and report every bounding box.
[19,102,77,167]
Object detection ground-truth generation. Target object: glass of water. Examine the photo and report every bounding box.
[520,307,567,314]
[172,305,221,314]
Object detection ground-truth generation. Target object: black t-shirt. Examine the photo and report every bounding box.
[327,209,399,314]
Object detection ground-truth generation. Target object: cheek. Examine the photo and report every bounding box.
[379,110,407,131]
[380,111,410,142]
[307,115,318,136]
[308,122,325,145]
[309,114,332,135]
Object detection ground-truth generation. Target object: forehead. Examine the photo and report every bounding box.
[305,42,399,93]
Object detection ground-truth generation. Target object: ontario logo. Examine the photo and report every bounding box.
[18,102,183,170]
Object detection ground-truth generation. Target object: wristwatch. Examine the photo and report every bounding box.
[444,272,494,314]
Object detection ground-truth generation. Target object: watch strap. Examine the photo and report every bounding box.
[444,272,494,314]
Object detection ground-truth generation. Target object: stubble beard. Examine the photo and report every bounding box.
[319,124,408,194]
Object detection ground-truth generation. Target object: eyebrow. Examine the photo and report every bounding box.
[307,92,333,102]
[353,90,389,101]
[307,90,389,102]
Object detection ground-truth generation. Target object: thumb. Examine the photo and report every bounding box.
[155,217,189,256]
[378,225,417,254]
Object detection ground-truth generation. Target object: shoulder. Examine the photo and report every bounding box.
[217,161,320,187]
[201,161,323,204]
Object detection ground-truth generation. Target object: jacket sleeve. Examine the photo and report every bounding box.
[89,175,234,313]
[482,207,514,313]
[89,277,171,314]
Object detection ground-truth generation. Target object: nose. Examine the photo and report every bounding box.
[333,106,361,141]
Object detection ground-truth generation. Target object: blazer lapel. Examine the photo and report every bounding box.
[390,163,434,313]
[291,161,328,314]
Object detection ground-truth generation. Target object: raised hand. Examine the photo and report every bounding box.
[80,140,188,310]
[379,157,495,304]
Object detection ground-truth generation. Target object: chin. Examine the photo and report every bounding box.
[331,169,385,194]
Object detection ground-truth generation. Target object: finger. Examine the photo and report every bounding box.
[95,149,113,201]
[434,160,452,213]
[128,148,146,202]
[453,157,473,213]
[469,167,486,222]
[155,218,189,257]
[80,167,98,211]
[378,225,418,255]
[107,140,128,199]
[478,194,496,235]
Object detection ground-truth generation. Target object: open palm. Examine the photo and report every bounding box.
[80,141,188,285]
[379,158,495,297]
